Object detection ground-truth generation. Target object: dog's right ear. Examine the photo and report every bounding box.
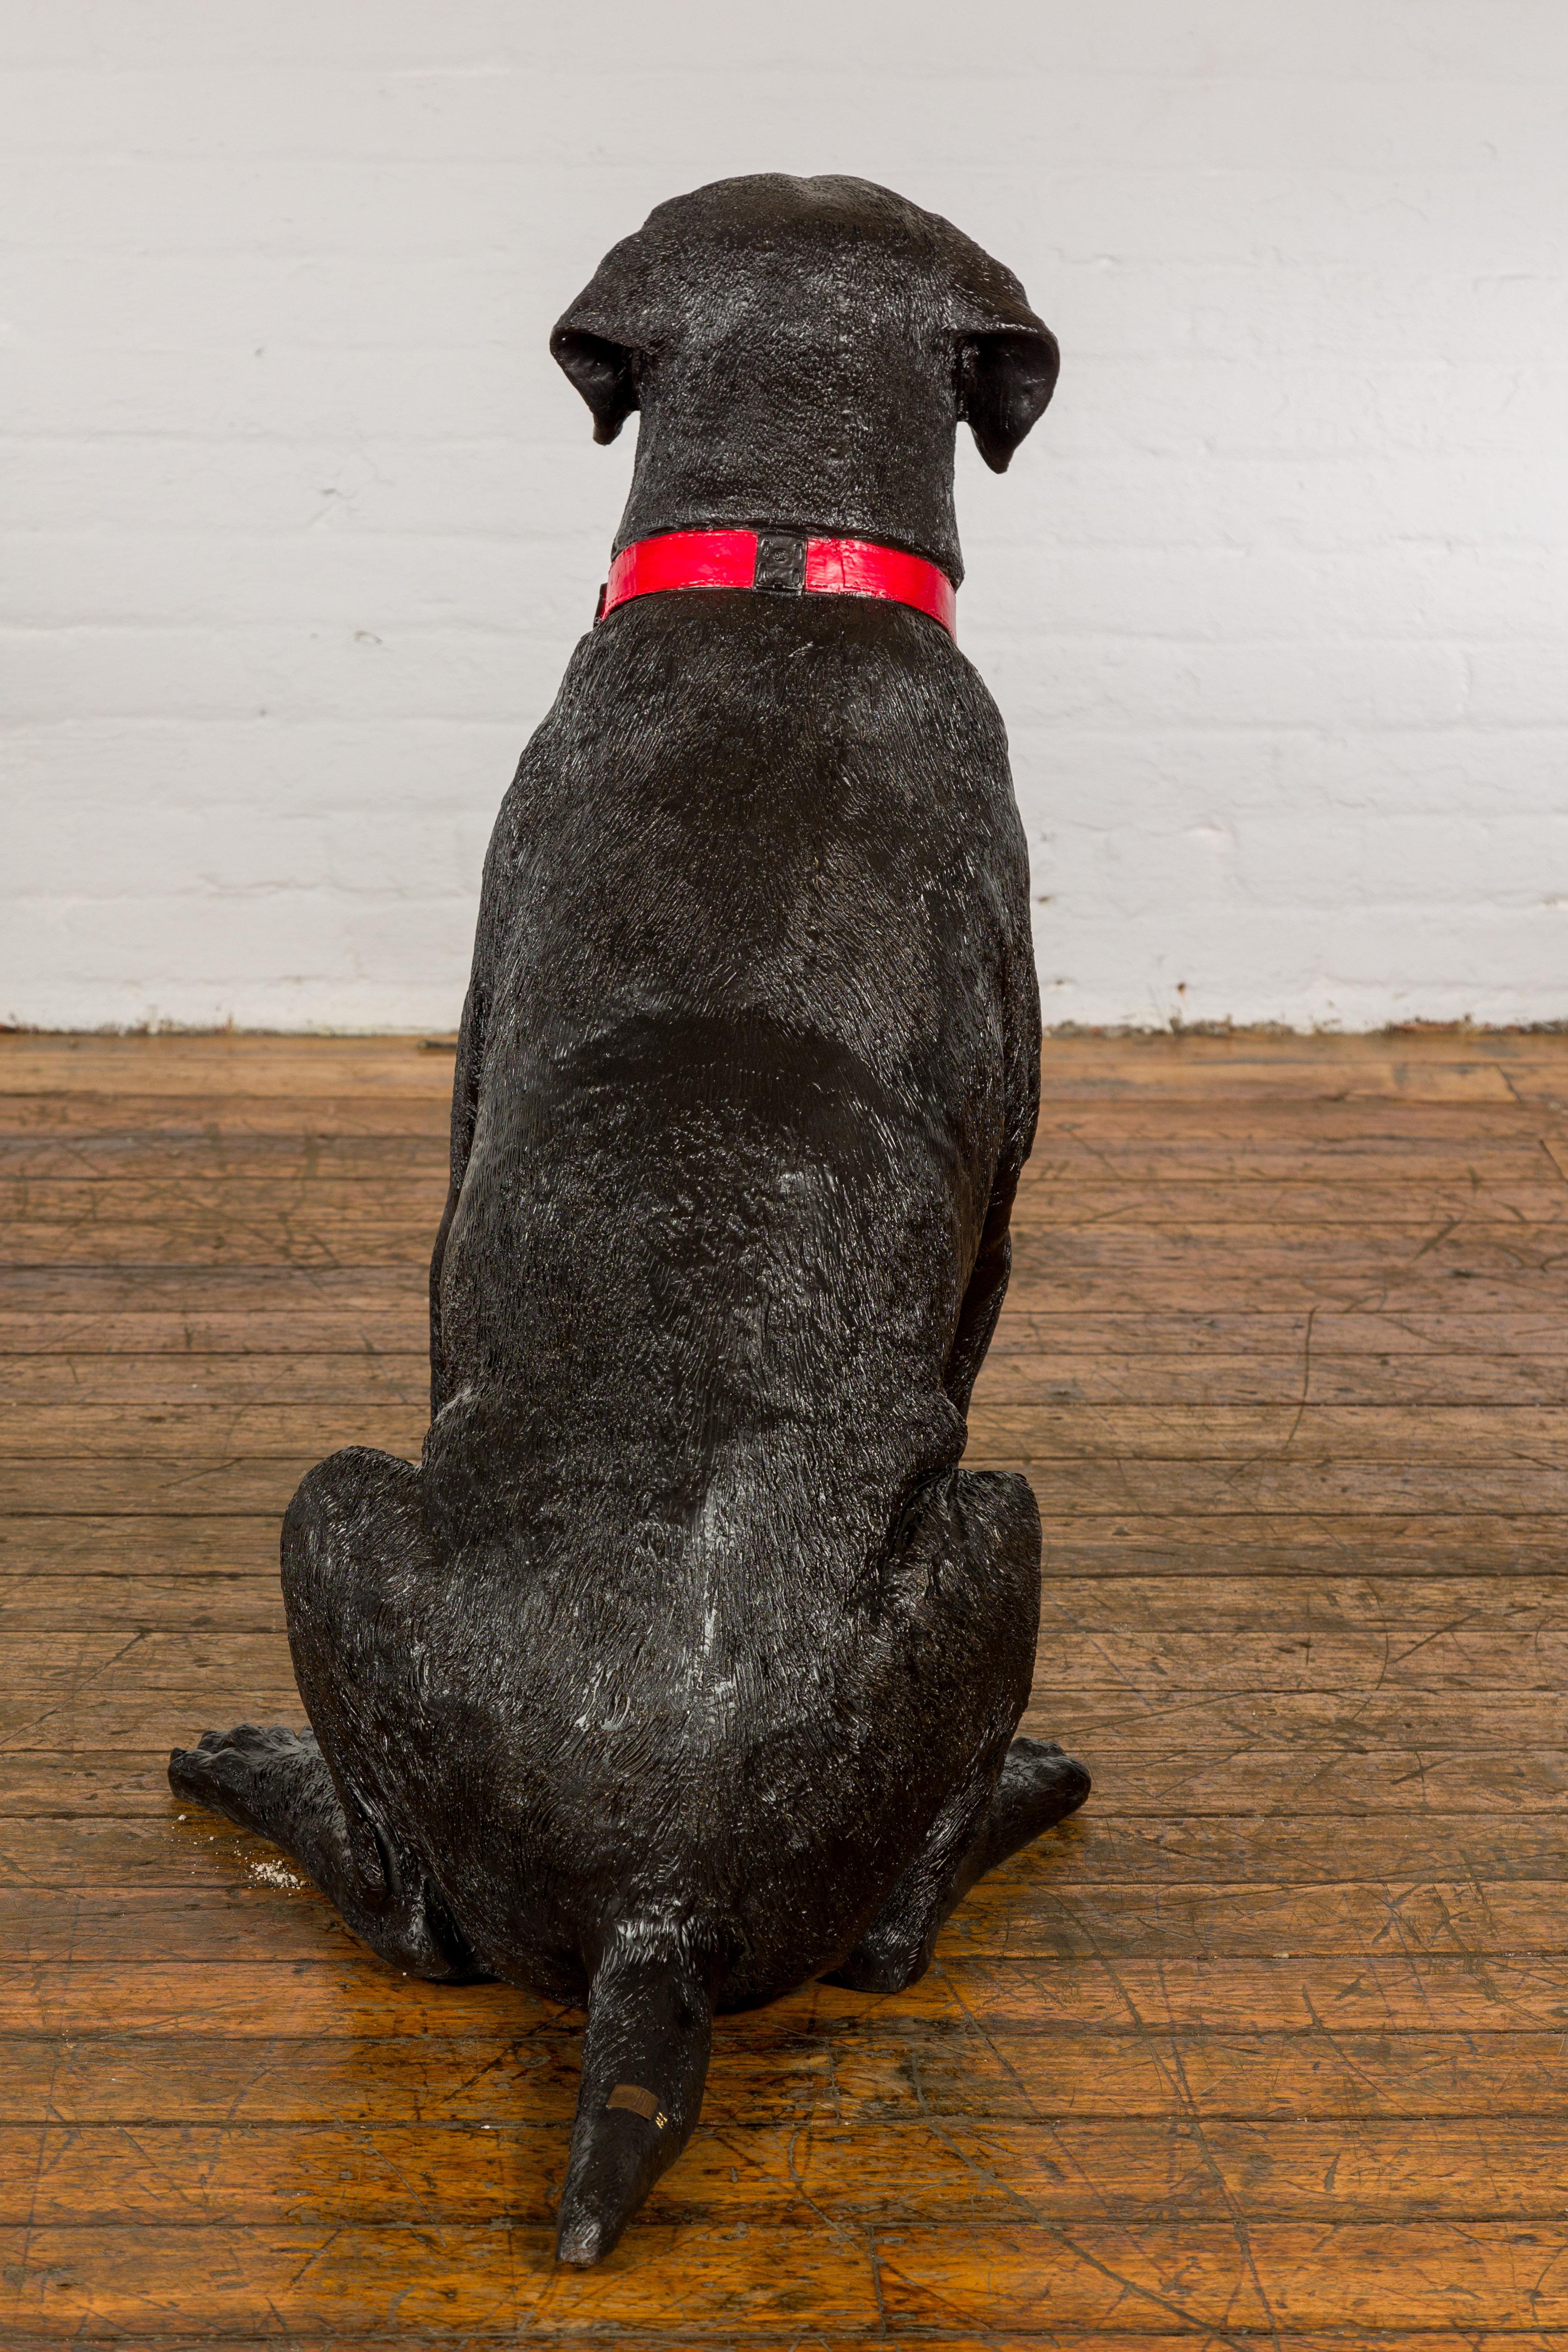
[948,240,1060,474]
[550,237,651,446]
[958,327,1060,474]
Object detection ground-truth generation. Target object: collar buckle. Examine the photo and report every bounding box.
[753,531,807,595]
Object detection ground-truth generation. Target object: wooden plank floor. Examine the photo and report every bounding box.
[3,1027,1568,2348]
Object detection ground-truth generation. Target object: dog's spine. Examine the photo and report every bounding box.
[555,1914,718,2265]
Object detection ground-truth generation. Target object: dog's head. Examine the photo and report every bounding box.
[551,175,1057,585]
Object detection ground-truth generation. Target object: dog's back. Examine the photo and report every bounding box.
[424,576,1038,1917]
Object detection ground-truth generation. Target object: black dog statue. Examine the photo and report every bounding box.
[171,173,1089,2265]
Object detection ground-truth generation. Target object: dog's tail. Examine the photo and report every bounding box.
[555,1916,717,2267]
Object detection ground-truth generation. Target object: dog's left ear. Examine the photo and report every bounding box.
[951,253,1060,474]
[550,235,652,446]
[958,327,1060,473]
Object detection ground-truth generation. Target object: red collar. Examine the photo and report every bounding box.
[597,528,956,639]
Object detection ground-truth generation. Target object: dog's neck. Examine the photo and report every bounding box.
[610,351,966,586]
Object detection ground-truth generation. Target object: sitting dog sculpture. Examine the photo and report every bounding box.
[171,173,1089,2265]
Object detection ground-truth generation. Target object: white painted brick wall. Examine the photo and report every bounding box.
[4,1,1566,1031]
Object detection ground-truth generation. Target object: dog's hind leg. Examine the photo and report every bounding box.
[825,1738,1089,1996]
[169,1446,487,1983]
[829,1465,1088,1996]
[168,1718,481,1980]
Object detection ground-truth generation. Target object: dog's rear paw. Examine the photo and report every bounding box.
[1004,1736,1091,1825]
[168,1723,317,1833]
